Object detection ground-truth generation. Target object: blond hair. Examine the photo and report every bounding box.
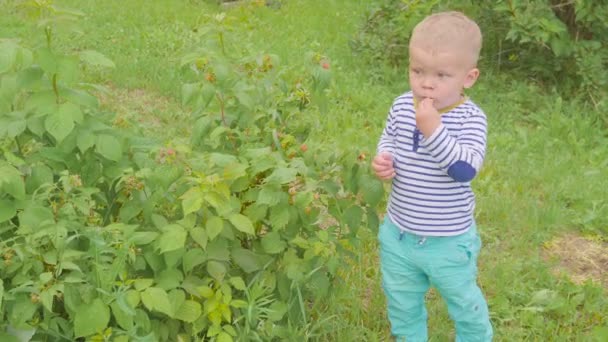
[409,11,482,66]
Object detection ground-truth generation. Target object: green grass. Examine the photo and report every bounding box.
[2,0,606,340]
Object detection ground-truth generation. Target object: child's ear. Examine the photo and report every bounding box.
[463,68,480,89]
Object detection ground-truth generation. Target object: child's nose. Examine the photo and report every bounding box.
[421,77,434,89]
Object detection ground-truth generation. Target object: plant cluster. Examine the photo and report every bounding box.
[0,4,384,341]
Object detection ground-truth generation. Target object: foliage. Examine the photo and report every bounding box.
[350,0,607,101]
[0,4,384,341]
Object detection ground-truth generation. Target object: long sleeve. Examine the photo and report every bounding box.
[420,110,487,183]
[377,107,397,155]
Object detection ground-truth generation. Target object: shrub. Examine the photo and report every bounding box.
[350,0,607,102]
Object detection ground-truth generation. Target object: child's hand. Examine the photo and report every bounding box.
[416,97,441,137]
[372,152,396,180]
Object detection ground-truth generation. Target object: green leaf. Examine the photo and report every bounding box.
[79,50,116,68]
[17,66,44,89]
[207,238,230,261]
[182,82,200,106]
[45,108,74,143]
[25,164,54,193]
[265,167,298,185]
[231,248,261,273]
[207,260,226,281]
[268,301,288,321]
[261,232,286,254]
[37,47,58,74]
[95,134,122,162]
[183,248,206,274]
[217,332,233,342]
[0,163,25,200]
[0,41,18,73]
[141,287,173,317]
[0,199,17,223]
[181,188,203,216]
[174,300,202,323]
[129,232,159,245]
[133,279,154,291]
[111,302,133,330]
[269,203,289,230]
[59,102,83,123]
[367,210,380,233]
[0,333,20,342]
[343,205,364,233]
[157,224,187,253]
[229,277,246,291]
[228,214,254,235]
[190,227,208,249]
[74,298,110,338]
[257,187,282,206]
[7,118,26,138]
[62,88,99,108]
[360,176,384,208]
[206,216,224,241]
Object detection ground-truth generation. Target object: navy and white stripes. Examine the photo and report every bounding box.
[378,91,487,236]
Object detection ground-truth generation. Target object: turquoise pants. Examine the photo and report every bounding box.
[378,217,493,341]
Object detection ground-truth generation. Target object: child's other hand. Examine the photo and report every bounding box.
[416,97,441,137]
[372,152,395,180]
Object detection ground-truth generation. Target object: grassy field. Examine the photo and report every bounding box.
[1,0,607,340]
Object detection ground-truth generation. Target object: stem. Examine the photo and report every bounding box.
[216,93,238,151]
[219,31,226,55]
[216,93,228,127]
[52,73,60,103]
[45,26,52,48]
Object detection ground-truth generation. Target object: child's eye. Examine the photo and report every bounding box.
[411,68,421,74]
[438,72,449,78]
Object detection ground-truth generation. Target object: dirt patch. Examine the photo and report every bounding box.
[542,233,608,288]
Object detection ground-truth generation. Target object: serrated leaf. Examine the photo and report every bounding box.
[231,248,261,273]
[206,215,224,241]
[268,301,288,321]
[133,279,154,291]
[229,277,246,291]
[261,232,286,254]
[0,199,17,223]
[129,232,159,245]
[269,204,289,230]
[265,167,297,185]
[207,260,226,281]
[0,163,25,200]
[141,287,173,317]
[228,214,254,235]
[174,300,202,323]
[45,108,74,143]
[181,187,203,216]
[183,248,206,273]
[79,50,115,68]
[111,302,133,330]
[76,130,95,152]
[190,227,208,248]
[74,298,110,337]
[157,224,187,253]
[257,187,282,206]
[360,176,384,207]
[95,134,122,162]
[343,205,364,232]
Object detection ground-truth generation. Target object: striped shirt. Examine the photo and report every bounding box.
[378,91,487,236]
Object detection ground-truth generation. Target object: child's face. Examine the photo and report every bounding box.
[408,46,479,110]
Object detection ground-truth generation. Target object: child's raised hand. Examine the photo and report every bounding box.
[372,152,396,180]
[416,97,441,137]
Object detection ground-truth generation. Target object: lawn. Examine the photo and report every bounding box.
[1,0,606,341]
